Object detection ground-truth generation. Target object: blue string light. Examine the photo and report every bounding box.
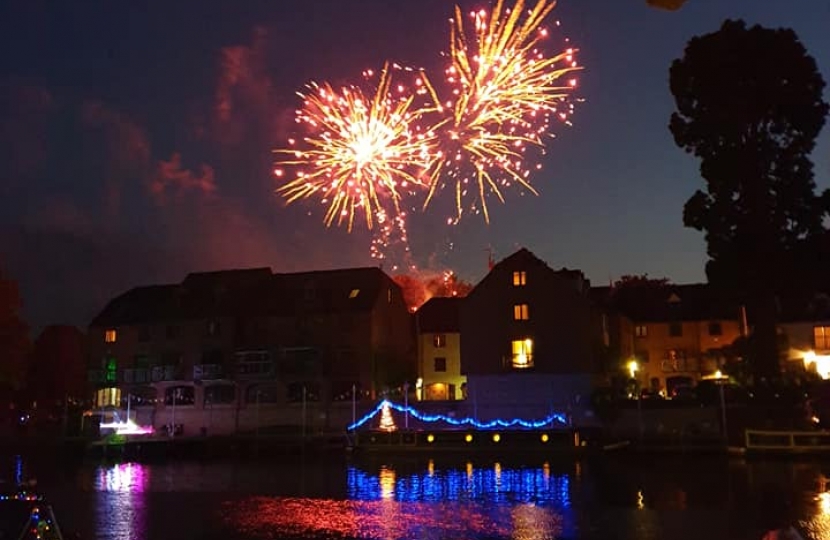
[347,399,568,431]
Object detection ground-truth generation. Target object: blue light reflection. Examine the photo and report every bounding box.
[347,461,574,538]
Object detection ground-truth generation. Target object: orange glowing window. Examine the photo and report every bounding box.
[349,288,360,299]
[511,338,534,369]
[104,329,117,343]
[815,326,830,350]
[512,271,527,286]
[513,304,529,320]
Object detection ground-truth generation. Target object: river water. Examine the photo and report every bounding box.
[8,451,830,540]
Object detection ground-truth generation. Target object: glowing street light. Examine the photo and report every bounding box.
[627,360,639,379]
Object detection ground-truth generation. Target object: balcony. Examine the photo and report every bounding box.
[236,360,276,379]
[150,365,178,382]
[193,363,224,381]
[122,368,151,384]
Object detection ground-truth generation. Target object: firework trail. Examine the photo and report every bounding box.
[424,0,580,223]
[274,63,440,232]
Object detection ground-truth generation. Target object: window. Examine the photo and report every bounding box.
[206,320,221,337]
[433,334,446,348]
[349,288,360,299]
[434,357,447,372]
[164,386,195,406]
[511,339,534,369]
[138,326,150,342]
[815,326,830,350]
[513,304,530,321]
[104,357,117,383]
[387,288,392,303]
[204,384,235,405]
[512,271,527,286]
[635,325,648,338]
[708,322,722,336]
[104,329,117,343]
[244,385,278,404]
[165,325,180,340]
[662,349,687,372]
[669,321,683,337]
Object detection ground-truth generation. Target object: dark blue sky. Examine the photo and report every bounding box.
[1,0,828,329]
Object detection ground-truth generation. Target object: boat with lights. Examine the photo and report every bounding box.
[345,400,624,455]
[0,484,67,540]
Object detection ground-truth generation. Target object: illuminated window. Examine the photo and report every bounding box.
[349,288,360,299]
[511,338,534,369]
[512,271,527,286]
[513,304,529,320]
[434,357,447,372]
[635,325,647,338]
[104,329,117,343]
[433,334,446,348]
[105,357,117,383]
[815,326,830,350]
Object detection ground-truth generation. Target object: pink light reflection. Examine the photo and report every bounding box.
[96,463,150,493]
[222,496,558,539]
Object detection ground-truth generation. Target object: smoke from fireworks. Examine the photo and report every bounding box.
[274,0,580,256]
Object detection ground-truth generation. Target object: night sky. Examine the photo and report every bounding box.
[1,0,828,330]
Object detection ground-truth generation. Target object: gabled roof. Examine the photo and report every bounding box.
[477,247,589,291]
[417,297,461,333]
[90,266,399,327]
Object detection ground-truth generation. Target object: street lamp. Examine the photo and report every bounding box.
[627,360,639,380]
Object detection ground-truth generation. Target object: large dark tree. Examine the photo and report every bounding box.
[669,20,829,380]
[26,325,87,408]
[0,268,30,394]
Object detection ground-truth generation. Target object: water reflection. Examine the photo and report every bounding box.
[224,460,573,539]
[93,463,149,540]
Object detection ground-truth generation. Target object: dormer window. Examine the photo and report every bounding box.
[349,289,360,299]
[512,271,527,286]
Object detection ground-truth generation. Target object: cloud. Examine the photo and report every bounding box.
[149,153,217,204]
[0,80,54,189]
[80,100,152,217]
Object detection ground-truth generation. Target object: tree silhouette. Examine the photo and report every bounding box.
[26,325,86,408]
[0,268,30,394]
[669,20,829,380]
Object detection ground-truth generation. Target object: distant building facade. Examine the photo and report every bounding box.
[415,297,464,401]
[87,267,415,435]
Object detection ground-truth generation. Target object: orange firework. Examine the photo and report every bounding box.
[424,0,580,222]
[275,63,440,231]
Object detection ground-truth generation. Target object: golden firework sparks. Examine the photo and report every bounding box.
[275,63,440,232]
[425,0,581,222]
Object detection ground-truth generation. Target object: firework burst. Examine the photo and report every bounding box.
[275,63,440,231]
[424,0,581,222]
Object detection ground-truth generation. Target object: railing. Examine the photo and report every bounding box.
[745,429,830,452]
[193,364,224,381]
[122,368,150,384]
[151,365,178,382]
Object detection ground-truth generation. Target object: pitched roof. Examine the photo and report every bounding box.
[594,283,740,322]
[417,297,461,332]
[90,266,398,327]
